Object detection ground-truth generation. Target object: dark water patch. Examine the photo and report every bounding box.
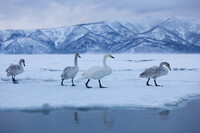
[0,78,10,81]
[158,110,170,120]
[42,79,58,82]
[22,103,52,115]
[117,69,133,72]
[173,68,198,71]
[40,68,61,72]
[159,110,170,116]
[22,109,52,115]
[1,77,59,83]
[125,59,154,63]
[24,77,38,81]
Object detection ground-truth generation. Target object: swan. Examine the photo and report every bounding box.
[61,53,81,86]
[82,54,114,88]
[6,59,25,84]
[140,62,171,86]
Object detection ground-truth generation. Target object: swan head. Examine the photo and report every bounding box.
[75,53,81,58]
[20,59,25,66]
[105,54,115,59]
[160,62,171,71]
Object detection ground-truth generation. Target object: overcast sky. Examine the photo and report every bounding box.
[0,0,200,30]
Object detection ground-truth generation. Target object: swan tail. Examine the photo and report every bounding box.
[81,72,87,80]
[7,73,10,77]
[6,69,10,77]
[61,73,64,79]
[82,72,85,76]
[139,72,146,78]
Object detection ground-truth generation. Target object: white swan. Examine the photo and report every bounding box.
[82,54,114,88]
[61,53,81,86]
[6,59,25,84]
[140,62,171,86]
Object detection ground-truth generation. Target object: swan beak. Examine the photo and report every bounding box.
[78,55,81,58]
[110,55,115,59]
[23,61,25,66]
[168,66,171,71]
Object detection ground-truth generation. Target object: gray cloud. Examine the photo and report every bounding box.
[0,0,200,29]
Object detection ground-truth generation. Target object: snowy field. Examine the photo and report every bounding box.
[0,54,200,111]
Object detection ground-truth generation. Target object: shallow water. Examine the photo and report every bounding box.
[0,99,200,133]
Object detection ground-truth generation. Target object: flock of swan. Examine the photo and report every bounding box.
[5,53,171,87]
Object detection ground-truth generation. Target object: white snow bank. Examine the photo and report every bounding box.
[0,54,200,110]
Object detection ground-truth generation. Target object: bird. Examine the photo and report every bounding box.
[82,54,114,88]
[140,62,171,86]
[61,53,81,86]
[6,59,25,84]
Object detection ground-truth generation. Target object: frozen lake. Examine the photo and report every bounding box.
[0,54,200,110]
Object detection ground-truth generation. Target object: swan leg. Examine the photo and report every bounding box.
[98,80,107,88]
[12,76,18,84]
[61,79,64,86]
[154,79,162,87]
[86,79,92,88]
[71,78,76,86]
[146,78,151,86]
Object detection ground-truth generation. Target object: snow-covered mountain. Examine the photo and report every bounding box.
[1,17,200,54]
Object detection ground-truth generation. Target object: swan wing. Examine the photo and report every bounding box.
[61,66,78,79]
[140,66,159,78]
[63,66,75,72]
[82,66,104,79]
[82,66,112,79]
[82,66,102,76]
[6,65,21,76]
[140,66,168,78]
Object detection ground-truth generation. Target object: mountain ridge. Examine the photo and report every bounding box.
[0,17,200,54]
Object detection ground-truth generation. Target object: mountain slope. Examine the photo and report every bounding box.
[0,17,200,54]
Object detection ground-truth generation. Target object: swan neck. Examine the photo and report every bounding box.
[103,56,108,68]
[159,62,165,67]
[19,61,23,67]
[74,56,78,67]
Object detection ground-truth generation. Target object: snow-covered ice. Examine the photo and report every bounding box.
[0,54,200,110]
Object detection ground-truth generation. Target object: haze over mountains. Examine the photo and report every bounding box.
[0,17,200,54]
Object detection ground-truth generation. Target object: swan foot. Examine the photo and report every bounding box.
[154,79,163,87]
[72,84,76,86]
[146,83,152,86]
[71,79,76,87]
[61,79,64,86]
[12,78,19,84]
[98,80,107,88]
[146,78,152,86]
[86,85,92,88]
[100,85,107,88]
[86,79,92,88]
[155,84,163,87]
